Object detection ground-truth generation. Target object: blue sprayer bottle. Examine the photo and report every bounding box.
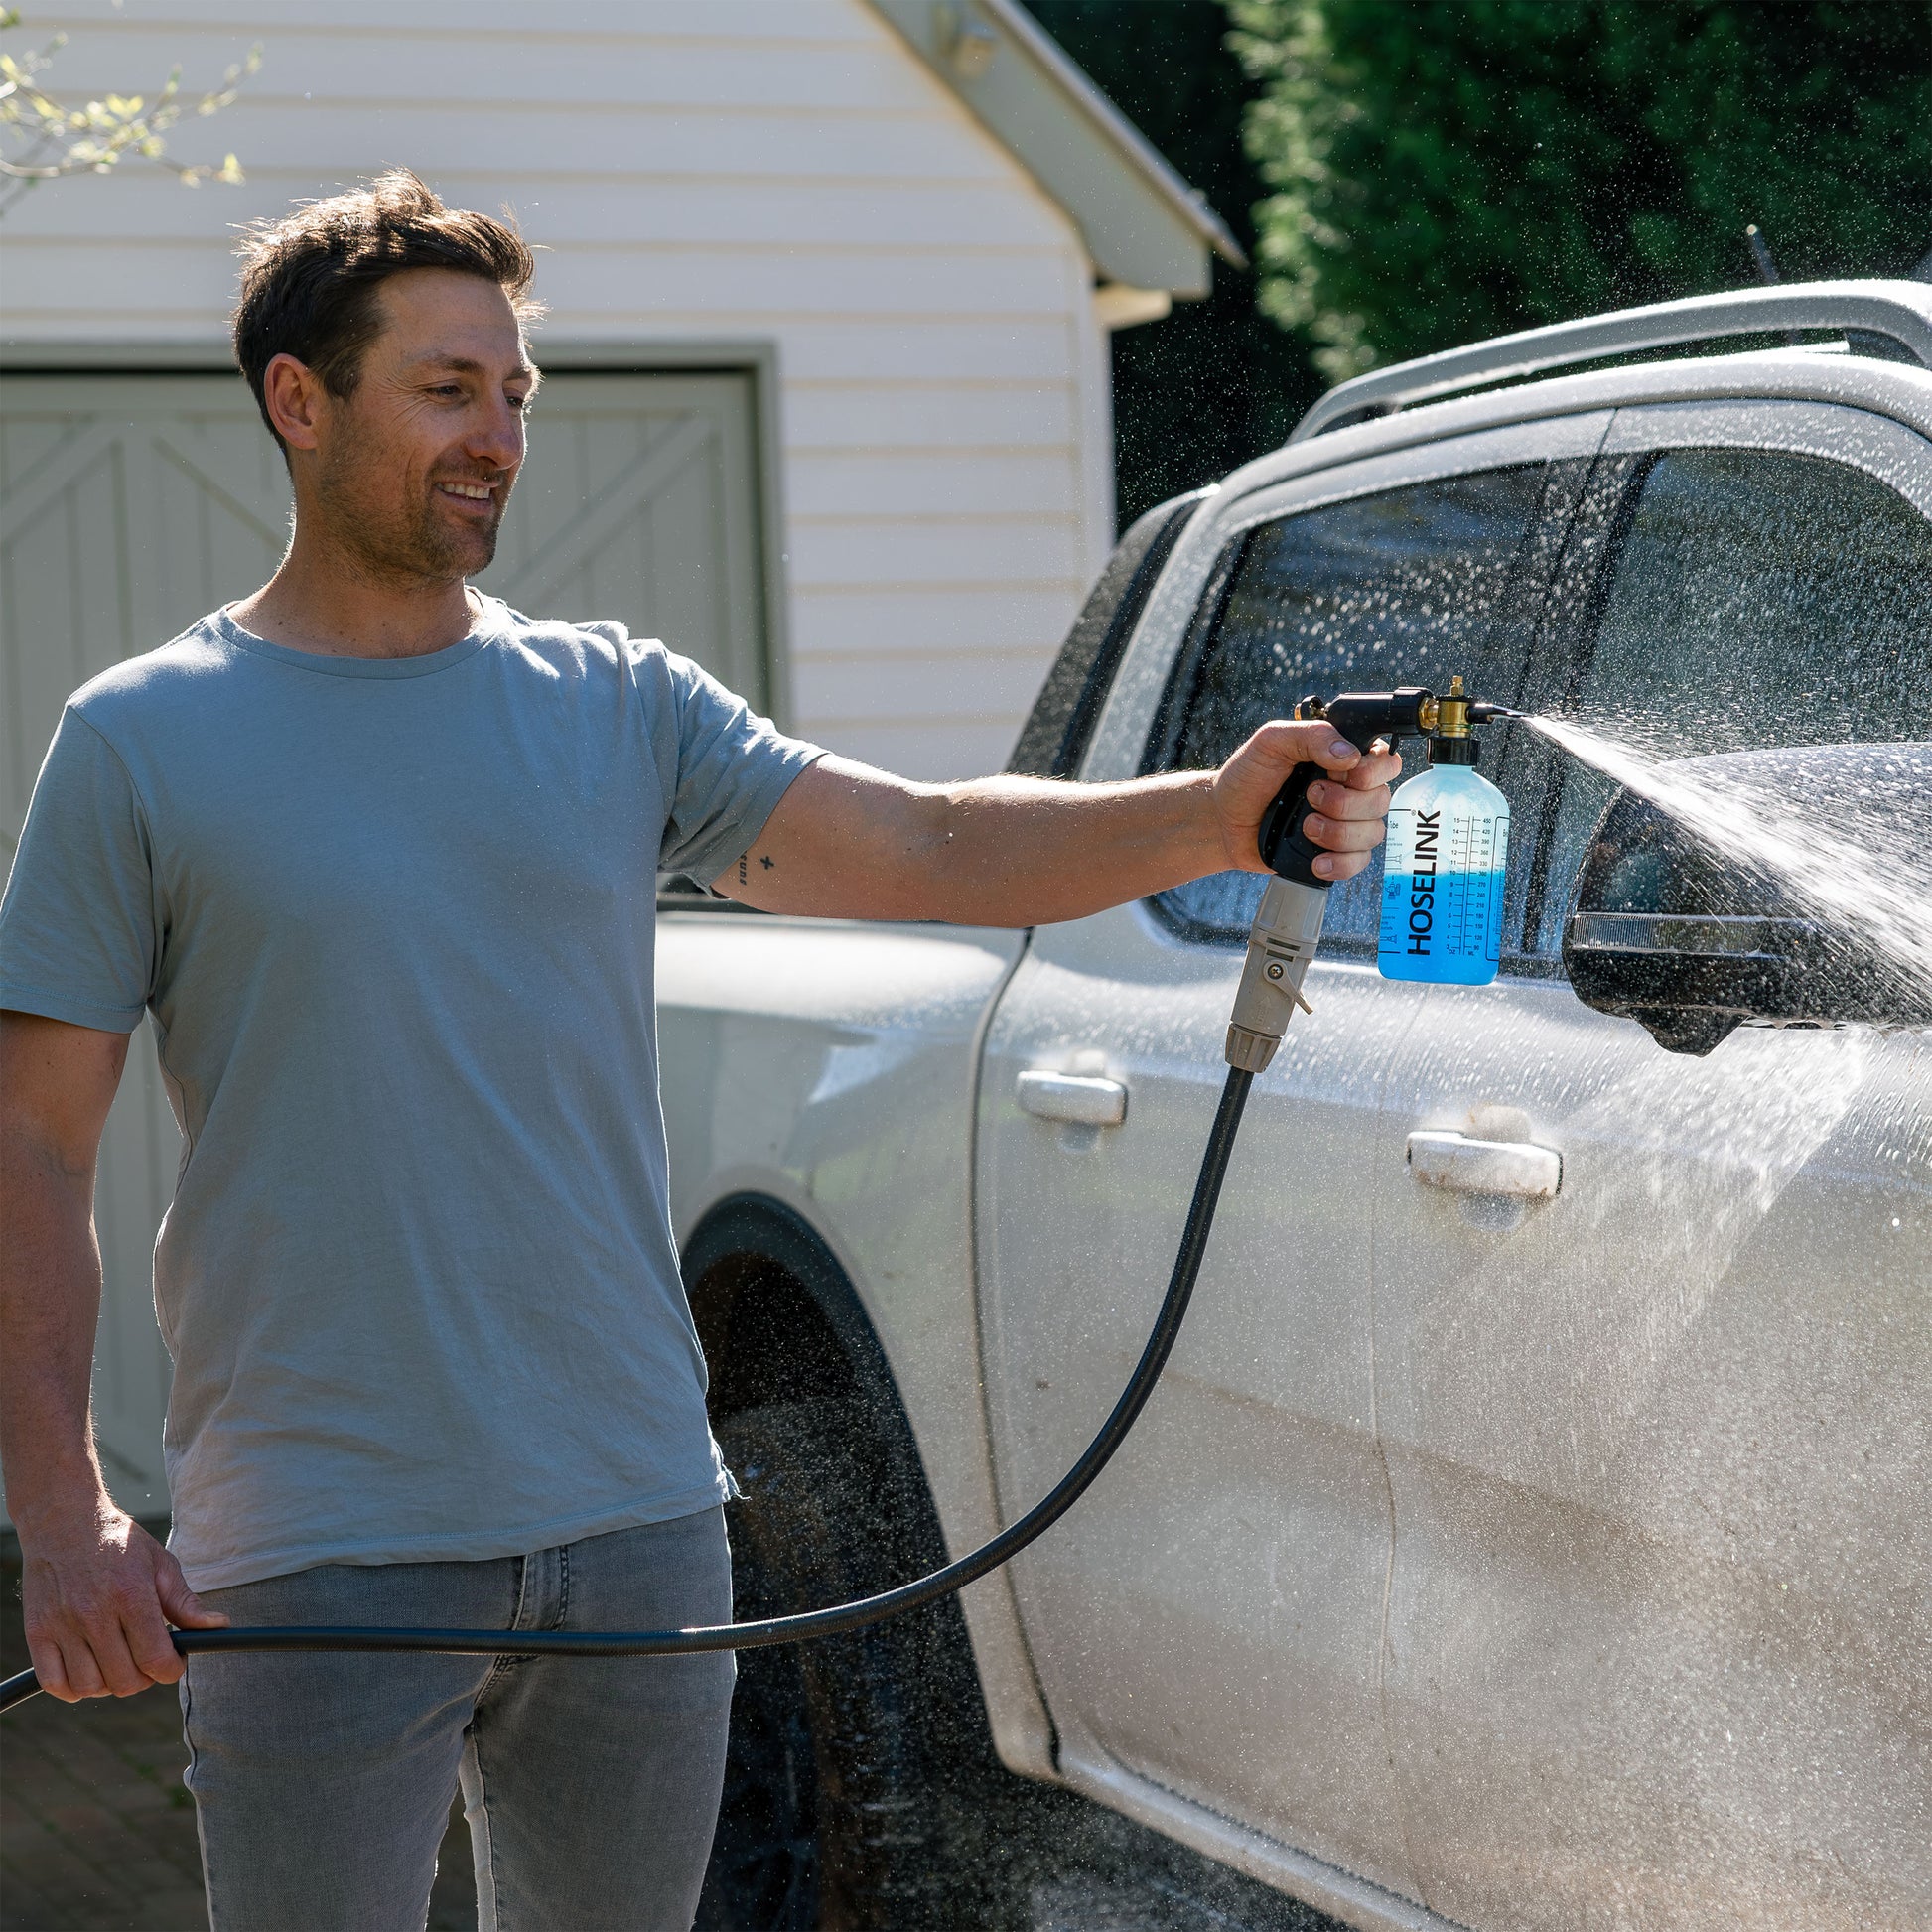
[1377,698,1509,986]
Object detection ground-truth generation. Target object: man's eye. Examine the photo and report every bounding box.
[429,384,463,398]
[507,393,530,412]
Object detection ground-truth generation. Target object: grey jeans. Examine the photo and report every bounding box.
[180,1506,734,1932]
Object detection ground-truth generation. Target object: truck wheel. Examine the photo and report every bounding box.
[697,1400,982,1932]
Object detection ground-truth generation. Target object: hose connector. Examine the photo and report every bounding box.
[1225,876,1327,1071]
[1426,674,1523,766]
[1429,672,1480,765]
[1433,672,1473,739]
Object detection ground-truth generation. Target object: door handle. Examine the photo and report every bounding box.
[1408,1130,1561,1199]
[1017,1070,1129,1127]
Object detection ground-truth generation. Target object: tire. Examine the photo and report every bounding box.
[696,1400,989,1932]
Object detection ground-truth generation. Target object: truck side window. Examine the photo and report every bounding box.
[1531,447,1932,954]
[1150,466,1550,947]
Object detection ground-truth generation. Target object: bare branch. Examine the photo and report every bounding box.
[0,9,260,215]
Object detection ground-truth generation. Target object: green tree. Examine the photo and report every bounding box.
[1031,0,1323,526]
[1226,0,1932,380]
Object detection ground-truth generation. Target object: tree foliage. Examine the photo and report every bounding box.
[1226,0,1932,379]
[0,7,259,218]
[1030,0,1322,526]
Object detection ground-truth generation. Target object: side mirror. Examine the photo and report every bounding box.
[1562,745,1931,1056]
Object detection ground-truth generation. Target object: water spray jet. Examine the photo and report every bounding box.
[1520,717,1932,1054]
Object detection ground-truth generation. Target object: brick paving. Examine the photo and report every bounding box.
[0,1675,206,1932]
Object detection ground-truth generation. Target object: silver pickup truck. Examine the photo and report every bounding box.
[668,283,1932,1932]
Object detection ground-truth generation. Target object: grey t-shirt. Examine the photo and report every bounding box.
[0,600,822,1589]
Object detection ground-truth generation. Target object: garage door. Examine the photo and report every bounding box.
[0,367,769,1520]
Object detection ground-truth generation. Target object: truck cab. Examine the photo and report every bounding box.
[666,281,1932,1932]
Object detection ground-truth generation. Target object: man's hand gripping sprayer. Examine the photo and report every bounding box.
[0,685,1515,1714]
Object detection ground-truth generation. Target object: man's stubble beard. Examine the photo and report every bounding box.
[315,438,506,589]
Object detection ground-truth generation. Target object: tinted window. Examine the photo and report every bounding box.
[1533,448,1932,950]
[1152,467,1550,944]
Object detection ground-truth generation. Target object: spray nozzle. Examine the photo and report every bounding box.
[1237,675,1523,1069]
[1419,673,1520,766]
[1293,676,1520,756]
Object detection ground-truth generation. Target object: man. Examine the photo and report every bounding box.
[0,173,1397,1929]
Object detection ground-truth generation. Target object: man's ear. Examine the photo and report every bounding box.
[262,353,327,454]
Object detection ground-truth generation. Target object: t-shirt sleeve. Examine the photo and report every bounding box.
[0,707,158,1034]
[649,648,825,885]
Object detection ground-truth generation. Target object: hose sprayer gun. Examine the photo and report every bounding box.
[1228,679,1518,1072]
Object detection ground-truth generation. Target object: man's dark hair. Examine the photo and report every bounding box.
[232,170,540,449]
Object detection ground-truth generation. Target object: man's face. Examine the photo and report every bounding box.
[310,268,537,585]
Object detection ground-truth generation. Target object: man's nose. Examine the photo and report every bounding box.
[465,397,524,473]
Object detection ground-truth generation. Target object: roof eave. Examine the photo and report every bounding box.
[870,0,1244,299]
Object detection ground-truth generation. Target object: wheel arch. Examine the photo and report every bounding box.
[682,1191,947,1579]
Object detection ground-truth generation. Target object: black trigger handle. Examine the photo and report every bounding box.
[1257,702,1406,886]
[1257,762,1331,887]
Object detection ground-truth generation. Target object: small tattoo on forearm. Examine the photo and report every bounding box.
[739,854,748,888]
[759,854,774,870]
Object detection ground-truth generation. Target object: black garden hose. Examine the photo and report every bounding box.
[2,1068,1254,1714]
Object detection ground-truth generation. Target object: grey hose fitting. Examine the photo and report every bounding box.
[1225,877,1328,1071]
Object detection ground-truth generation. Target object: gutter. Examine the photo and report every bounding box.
[972,0,1246,269]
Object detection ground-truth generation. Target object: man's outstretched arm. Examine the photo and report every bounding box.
[0,1011,227,1700]
[716,722,1403,923]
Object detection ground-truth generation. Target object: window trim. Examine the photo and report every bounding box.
[1596,397,1932,512]
[1007,489,1207,779]
[1080,412,1616,786]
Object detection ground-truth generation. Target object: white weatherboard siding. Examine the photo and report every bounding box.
[1,0,1117,779]
[0,0,1125,1528]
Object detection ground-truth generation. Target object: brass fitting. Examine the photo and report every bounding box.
[1434,673,1471,739]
